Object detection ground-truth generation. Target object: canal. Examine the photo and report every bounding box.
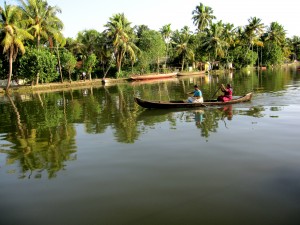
[1,66,300,225]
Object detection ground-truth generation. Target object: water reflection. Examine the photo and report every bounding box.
[0,67,299,179]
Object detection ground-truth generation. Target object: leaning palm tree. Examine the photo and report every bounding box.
[0,3,33,91]
[192,2,216,32]
[104,13,139,74]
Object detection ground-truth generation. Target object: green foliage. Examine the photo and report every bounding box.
[262,42,285,66]
[60,50,77,81]
[18,47,58,83]
[83,53,97,79]
[231,46,258,69]
[136,29,166,73]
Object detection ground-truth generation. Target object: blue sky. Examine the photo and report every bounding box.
[2,0,300,38]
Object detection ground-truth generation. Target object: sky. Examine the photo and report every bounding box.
[2,0,300,38]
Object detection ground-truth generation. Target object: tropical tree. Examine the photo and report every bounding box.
[244,17,264,50]
[159,24,172,68]
[136,29,166,73]
[261,42,285,66]
[60,50,77,82]
[18,47,58,84]
[104,13,139,75]
[18,0,64,48]
[65,37,84,58]
[83,53,97,80]
[244,17,264,67]
[171,27,194,71]
[287,35,300,61]
[202,21,226,64]
[192,2,216,32]
[76,29,101,56]
[0,2,33,91]
[222,22,235,64]
[265,22,286,46]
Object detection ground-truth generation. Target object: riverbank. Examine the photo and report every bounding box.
[0,78,129,95]
[1,63,298,95]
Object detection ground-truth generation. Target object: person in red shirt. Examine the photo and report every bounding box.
[217,84,233,102]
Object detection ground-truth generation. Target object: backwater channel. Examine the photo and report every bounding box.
[1,65,300,225]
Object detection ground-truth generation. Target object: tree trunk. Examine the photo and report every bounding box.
[68,70,72,83]
[181,59,185,71]
[36,72,40,85]
[56,45,63,83]
[117,54,122,74]
[5,50,13,91]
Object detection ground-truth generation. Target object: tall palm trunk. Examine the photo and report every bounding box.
[6,49,13,91]
[56,44,63,83]
[181,58,185,71]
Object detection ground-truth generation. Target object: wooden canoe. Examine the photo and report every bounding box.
[130,73,177,80]
[134,92,253,109]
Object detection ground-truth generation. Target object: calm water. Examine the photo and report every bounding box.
[1,66,300,225]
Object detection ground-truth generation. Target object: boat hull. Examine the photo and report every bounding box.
[130,73,177,80]
[134,93,253,109]
[177,71,206,76]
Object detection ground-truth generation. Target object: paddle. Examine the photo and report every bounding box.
[211,85,221,99]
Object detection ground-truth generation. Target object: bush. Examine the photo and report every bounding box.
[19,47,58,84]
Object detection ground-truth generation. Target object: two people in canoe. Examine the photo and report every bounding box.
[187,83,232,103]
[217,84,233,102]
[187,85,204,103]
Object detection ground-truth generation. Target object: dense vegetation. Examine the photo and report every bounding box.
[1,1,300,91]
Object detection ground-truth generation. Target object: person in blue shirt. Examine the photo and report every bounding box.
[187,85,204,103]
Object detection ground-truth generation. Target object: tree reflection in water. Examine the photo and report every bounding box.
[0,70,280,179]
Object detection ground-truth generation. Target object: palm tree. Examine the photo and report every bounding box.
[171,28,194,71]
[18,0,63,48]
[265,22,286,46]
[65,37,84,57]
[77,29,101,56]
[222,23,235,60]
[244,17,265,67]
[0,2,33,91]
[160,24,172,68]
[192,3,216,32]
[287,36,300,61]
[244,17,264,50]
[202,21,226,62]
[104,13,139,75]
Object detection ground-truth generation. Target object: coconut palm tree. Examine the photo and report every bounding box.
[202,21,226,62]
[287,36,300,61]
[222,23,235,56]
[104,13,139,75]
[0,2,33,91]
[244,17,265,50]
[192,2,216,32]
[171,28,194,71]
[160,24,172,68]
[18,0,63,48]
[244,17,265,67]
[265,22,286,46]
